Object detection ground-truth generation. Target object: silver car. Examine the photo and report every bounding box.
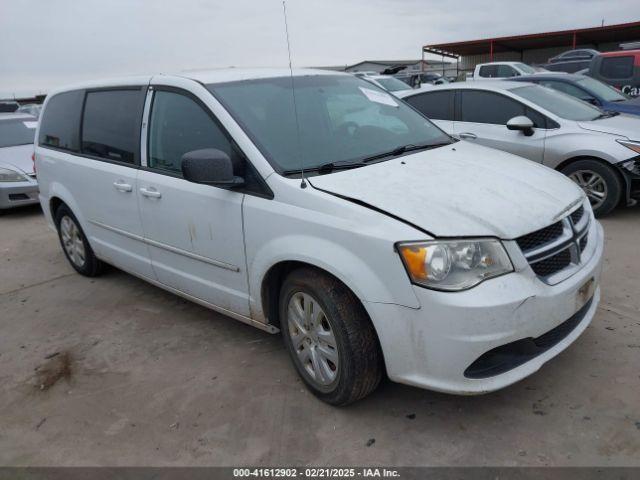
[0,113,39,213]
[398,81,640,216]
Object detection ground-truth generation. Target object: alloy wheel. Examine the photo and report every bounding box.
[287,292,339,386]
[60,215,86,268]
[568,170,608,210]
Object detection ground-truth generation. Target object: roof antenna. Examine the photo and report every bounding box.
[282,0,306,189]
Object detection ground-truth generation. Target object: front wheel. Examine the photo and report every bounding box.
[279,268,383,405]
[562,159,622,217]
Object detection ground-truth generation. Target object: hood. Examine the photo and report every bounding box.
[308,141,584,239]
[0,144,34,175]
[578,113,640,140]
[605,97,640,116]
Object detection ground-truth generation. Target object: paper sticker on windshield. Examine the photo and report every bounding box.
[359,87,398,107]
[23,121,37,129]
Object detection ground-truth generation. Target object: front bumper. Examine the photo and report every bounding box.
[616,158,640,205]
[0,178,39,209]
[367,220,604,395]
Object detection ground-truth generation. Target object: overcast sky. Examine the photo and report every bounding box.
[1,0,639,98]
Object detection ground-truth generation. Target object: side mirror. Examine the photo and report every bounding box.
[506,116,535,136]
[181,149,244,188]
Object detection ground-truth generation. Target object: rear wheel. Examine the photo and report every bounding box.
[561,159,622,217]
[54,204,104,276]
[279,268,382,405]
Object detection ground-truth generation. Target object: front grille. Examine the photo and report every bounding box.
[580,235,588,252]
[570,206,584,224]
[516,221,563,251]
[530,249,572,276]
[516,204,590,282]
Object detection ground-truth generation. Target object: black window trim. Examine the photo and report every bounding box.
[144,85,274,200]
[455,89,559,130]
[78,85,147,168]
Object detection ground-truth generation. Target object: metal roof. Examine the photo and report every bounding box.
[423,21,640,58]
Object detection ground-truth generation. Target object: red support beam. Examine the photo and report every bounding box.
[572,31,577,49]
[490,40,494,61]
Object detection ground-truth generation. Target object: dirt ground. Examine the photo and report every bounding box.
[0,204,639,466]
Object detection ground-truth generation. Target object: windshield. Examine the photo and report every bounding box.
[576,76,628,102]
[374,77,411,92]
[510,85,602,121]
[515,63,536,74]
[0,118,37,148]
[208,75,451,173]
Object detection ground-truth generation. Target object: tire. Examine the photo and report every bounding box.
[54,204,104,277]
[561,159,622,217]
[279,268,383,405]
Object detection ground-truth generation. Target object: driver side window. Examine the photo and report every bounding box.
[496,65,517,77]
[460,91,525,125]
[148,90,237,175]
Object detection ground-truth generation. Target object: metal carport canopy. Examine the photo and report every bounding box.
[423,21,640,58]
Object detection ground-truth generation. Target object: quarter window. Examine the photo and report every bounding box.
[81,89,144,164]
[148,90,238,175]
[38,90,84,152]
[600,56,634,79]
[405,91,454,121]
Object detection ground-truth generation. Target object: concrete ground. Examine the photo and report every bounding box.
[0,205,639,467]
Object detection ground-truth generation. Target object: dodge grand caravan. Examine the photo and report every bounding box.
[36,69,604,405]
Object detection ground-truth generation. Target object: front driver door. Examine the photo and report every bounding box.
[453,90,546,163]
[137,85,250,316]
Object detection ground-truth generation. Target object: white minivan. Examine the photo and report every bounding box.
[36,69,604,405]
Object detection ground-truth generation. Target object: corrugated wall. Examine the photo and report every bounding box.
[458,41,620,72]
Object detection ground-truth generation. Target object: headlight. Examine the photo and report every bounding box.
[0,167,27,182]
[397,239,513,291]
[616,139,640,155]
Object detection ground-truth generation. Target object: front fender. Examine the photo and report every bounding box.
[247,234,421,323]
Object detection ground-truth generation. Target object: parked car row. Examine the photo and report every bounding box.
[470,49,640,99]
[29,69,605,406]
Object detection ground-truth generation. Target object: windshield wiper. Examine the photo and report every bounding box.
[594,111,620,120]
[359,142,451,164]
[280,142,452,177]
[281,160,366,176]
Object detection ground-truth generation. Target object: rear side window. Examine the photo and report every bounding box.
[600,56,634,79]
[478,65,497,78]
[39,90,84,152]
[405,91,454,121]
[148,90,239,175]
[81,89,144,164]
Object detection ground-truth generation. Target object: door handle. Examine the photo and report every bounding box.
[459,132,477,140]
[140,187,162,199]
[113,180,133,192]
